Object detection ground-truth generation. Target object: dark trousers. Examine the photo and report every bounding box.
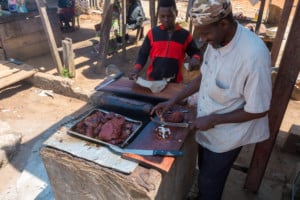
[198,145,242,200]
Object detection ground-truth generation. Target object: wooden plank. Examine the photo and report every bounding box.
[244,1,300,192]
[0,68,21,78]
[35,0,63,74]
[0,63,35,70]
[123,109,195,172]
[0,68,37,89]
[0,60,10,65]
[271,0,294,66]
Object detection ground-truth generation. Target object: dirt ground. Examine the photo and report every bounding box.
[0,0,300,199]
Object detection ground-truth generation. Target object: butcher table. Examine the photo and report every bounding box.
[40,78,198,200]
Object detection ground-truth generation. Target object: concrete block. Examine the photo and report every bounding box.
[26,72,91,101]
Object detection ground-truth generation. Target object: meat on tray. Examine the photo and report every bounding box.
[73,111,135,145]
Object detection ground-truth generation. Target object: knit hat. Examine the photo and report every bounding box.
[189,0,232,26]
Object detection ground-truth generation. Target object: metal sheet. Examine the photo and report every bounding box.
[43,126,138,174]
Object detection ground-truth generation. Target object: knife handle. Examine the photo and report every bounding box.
[153,150,184,157]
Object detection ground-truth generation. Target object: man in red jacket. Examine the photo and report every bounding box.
[129,0,201,83]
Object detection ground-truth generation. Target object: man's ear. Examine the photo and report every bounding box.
[218,19,229,29]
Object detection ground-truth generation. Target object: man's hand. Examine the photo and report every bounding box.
[150,100,175,119]
[188,57,201,71]
[190,115,216,131]
[129,68,140,80]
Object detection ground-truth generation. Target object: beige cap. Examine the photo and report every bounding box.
[189,0,232,26]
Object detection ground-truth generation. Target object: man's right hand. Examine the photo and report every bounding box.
[150,100,175,119]
[129,68,140,80]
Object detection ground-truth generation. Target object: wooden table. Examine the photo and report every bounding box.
[40,80,198,199]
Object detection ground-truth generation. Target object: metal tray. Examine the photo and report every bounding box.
[67,108,143,148]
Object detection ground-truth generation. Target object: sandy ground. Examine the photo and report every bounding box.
[0,1,300,199]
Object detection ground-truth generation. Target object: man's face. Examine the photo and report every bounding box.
[194,21,225,49]
[158,7,177,30]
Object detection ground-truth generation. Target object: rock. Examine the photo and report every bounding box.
[0,121,22,168]
[0,121,11,134]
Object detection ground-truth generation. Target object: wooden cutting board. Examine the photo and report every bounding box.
[123,113,194,173]
[99,77,195,172]
[98,77,186,102]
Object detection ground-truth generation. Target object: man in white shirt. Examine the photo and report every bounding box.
[151,0,272,199]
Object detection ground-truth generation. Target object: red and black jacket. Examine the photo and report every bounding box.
[134,24,201,83]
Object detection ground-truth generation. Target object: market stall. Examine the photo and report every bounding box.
[40,78,198,200]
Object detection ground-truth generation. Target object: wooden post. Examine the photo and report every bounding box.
[121,0,127,57]
[62,38,76,78]
[97,0,114,72]
[185,0,192,22]
[255,0,266,34]
[35,0,63,75]
[150,0,156,28]
[244,0,300,192]
[271,0,294,67]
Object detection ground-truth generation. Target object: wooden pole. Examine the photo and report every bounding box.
[255,0,266,34]
[185,0,192,22]
[244,0,300,192]
[97,0,114,72]
[35,0,63,75]
[150,0,156,28]
[271,0,294,67]
[62,38,75,78]
[121,0,127,58]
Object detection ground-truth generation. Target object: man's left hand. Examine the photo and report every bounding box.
[190,115,215,131]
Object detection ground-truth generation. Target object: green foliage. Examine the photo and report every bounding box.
[61,67,71,78]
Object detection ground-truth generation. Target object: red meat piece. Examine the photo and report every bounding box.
[84,113,101,127]
[98,116,125,141]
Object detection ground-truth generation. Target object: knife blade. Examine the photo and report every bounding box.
[95,71,124,91]
[108,145,183,157]
[150,117,191,128]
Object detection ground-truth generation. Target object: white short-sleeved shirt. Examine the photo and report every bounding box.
[195,23,272,153]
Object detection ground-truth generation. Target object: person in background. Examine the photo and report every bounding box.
[151,0,272,199]
[126,0,146,39]
[57,0,75,32]
[124,0,146,41]
[129,0,201,83]
[94,0,122,54]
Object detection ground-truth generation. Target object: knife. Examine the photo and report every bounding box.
[150,117,191,128]
[95,71,124,91]
[108,144,183,157]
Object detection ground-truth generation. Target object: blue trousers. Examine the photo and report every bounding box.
[198,145,242,200]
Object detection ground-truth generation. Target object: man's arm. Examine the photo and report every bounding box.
[192,108,268,131]
[129,33,151,80]
[151,74,202,116]
[185,35,202,71]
